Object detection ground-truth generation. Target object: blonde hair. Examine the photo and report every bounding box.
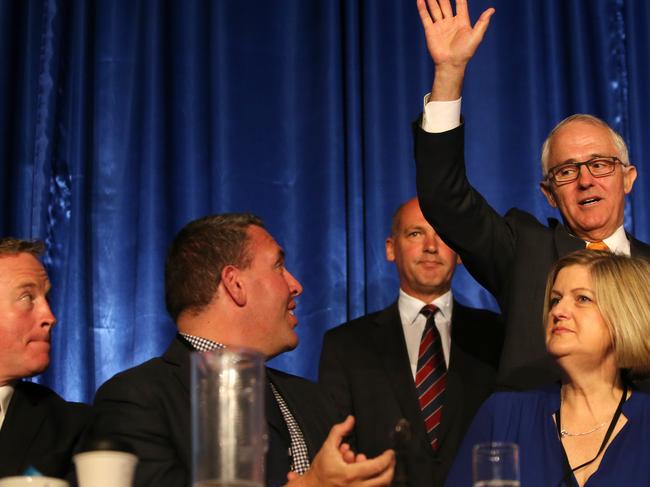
[543,250,650,377]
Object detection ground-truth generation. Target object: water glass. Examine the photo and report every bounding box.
[191,347,267,487]
[472,442,520,487]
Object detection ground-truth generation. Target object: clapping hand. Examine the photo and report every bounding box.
[285,416,395,487]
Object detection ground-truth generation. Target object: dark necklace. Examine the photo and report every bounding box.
[555,383,628,482]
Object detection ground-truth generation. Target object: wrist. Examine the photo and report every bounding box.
[430,64,466,101]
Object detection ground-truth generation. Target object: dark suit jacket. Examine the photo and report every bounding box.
[90,336,337,487]
[319,300,503,487]
[413,122,650,389]
[0,381,90,478]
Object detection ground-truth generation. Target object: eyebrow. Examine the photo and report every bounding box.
[551,287,593,294]
[556,154,612,166]
[571,287,593,293]
[403,225,427,232]
[15,282,37,291]
[14,280,51,293]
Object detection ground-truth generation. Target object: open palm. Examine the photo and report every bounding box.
[417,0,494,68]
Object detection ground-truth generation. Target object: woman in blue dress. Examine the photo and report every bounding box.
[445,250,650,486]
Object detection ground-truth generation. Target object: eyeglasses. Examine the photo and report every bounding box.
[546,157,625,184]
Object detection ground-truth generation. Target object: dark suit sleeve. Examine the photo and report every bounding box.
[91,374,187,487]
[318,330,353,421]
[414,121,517,302]
[0,383,90,479]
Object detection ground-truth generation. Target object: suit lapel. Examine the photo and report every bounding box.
[0,382,47,474]
[162,336,194,470]
[265,370,291,446]
[436,301,465,449]
[629,233,650,259]
[164,334,193,395]
[370,304,431,448]
[550,218,584,257]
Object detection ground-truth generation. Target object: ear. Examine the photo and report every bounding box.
[623,165,637,194]
[221,265,247,307]
[540,182,558,208]
[455,254,462,265]
[385,237,396,262]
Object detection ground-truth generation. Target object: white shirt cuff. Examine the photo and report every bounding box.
[421,94,462,133]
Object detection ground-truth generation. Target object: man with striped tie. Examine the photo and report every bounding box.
[319,198,503,486]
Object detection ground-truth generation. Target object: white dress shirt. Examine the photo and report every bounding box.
[0,384,15,431]
[422,94,461,133]
[398,289,453,380]
[595,225,630,255]
[421,95,632,255]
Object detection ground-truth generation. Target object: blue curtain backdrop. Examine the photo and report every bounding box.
[1,0,649,403]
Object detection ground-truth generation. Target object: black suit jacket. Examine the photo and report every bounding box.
[414,123,650,389]
[90,336,337,487]
[0,381,90,478]
[319,300,503,487]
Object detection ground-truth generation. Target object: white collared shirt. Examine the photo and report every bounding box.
[591,225,630,255]
[0,384,15,431]
[398,289,453,379]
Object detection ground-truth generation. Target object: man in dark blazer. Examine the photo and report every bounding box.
[413,0,650,389]
[319,198,503,487]
[91,214,395,487]
[0,238,89,478]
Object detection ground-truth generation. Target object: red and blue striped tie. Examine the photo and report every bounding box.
[416,304,447,450]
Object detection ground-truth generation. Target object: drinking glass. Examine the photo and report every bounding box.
[191,347,267,487]
[472,442,520,487]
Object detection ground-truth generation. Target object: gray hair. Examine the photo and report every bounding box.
[540,114,630,177]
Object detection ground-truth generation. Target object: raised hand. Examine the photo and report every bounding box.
[416,0,495,99]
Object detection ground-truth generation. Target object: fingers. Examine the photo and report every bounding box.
[455,0,469,19]
[417,0,435,29]
[426,0,443,21]
[438,0,453,18]
[366,450,396,486]
[472,7,495,43]
[360,453,396,487]
[285,470,305,487]
[339,442,356,464]
[420,0,494,27]
[347,449,396,482]
[324,415,355,448]
[363,460,395,487]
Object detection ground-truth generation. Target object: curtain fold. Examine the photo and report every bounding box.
[1,0,649,402]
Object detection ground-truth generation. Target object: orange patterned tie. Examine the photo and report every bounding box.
[586,241,610,251]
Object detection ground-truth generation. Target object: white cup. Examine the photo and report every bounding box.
[73,451,138,487]
[0,478,69,487]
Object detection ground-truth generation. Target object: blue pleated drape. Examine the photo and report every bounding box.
[1,0,649,403]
